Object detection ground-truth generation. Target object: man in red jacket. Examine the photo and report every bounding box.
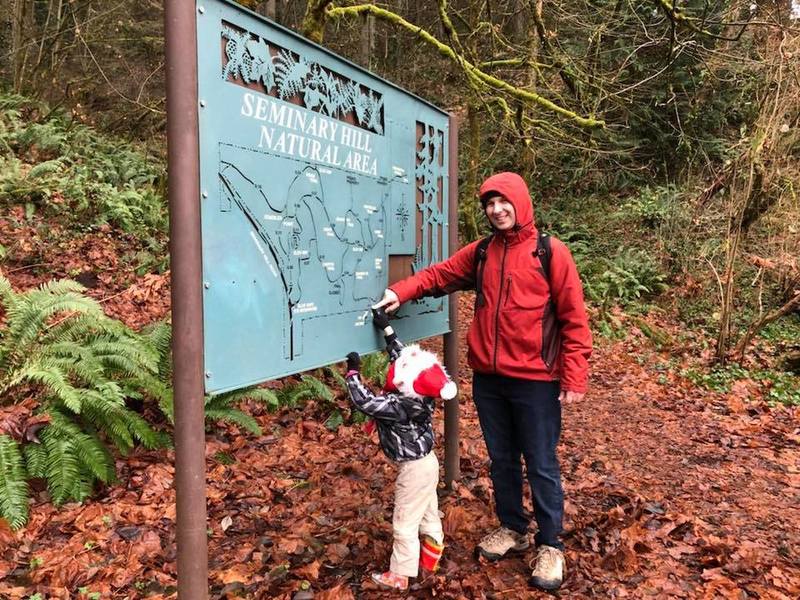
[374,172,592,590]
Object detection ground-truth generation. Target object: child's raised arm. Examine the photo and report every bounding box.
[372,307,403,361]
[345,351,408,422]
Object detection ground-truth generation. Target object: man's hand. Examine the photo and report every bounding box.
[373,289,400,313]
[559,390,584,402]
[346,351,361,372]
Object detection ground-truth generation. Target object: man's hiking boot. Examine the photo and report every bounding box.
[529,545,564,590]
[475,526,529,561]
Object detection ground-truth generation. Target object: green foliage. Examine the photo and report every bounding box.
[682,365,800,406]
[325,366,348,392]
[275,373,335,408]
[622,185,680,229]
[204,387,279,435]
[0,278,289,528]
[682,364,750,393]
[584,249,669,311]
[139,320,280,432]
[759,315,800,344]
[0,435,29,529]
[324,410,345,431]
[0,275,169,527]
[360,352,389,386]
[0,92,166,237]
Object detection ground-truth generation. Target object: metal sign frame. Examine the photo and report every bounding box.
[164,1,459,596]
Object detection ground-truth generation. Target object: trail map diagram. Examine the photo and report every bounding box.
[218,146,389,361]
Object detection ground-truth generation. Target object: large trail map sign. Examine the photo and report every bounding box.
[197,0,452,393]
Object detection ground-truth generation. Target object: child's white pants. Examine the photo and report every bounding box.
[390,451,444,577]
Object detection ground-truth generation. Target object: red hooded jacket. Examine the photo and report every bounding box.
[390,172,592,392]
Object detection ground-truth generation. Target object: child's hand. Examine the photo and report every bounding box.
[346,352,361,372]
[372,307,391,330]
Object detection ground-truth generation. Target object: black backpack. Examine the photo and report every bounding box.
[473,231,553,308]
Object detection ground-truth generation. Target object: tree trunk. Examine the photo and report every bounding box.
[715,227,741,363]
[508,0,526,43]
[360,10,375,69]
[463,100,482,243]
[732,292,800,363]
[11,0,31,92]
[257,0,277,20]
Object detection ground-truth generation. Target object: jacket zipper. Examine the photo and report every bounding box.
[493,239,509,372]
[504,275,512,306]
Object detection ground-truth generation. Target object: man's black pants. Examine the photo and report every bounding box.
[472,373,564,550]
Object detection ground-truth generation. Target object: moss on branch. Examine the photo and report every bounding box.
[325,3,604,129]
[301,0,335,44]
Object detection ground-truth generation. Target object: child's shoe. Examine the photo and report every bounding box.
[370,570,408,590]
[413,536,444,588]
[419,535,444,574]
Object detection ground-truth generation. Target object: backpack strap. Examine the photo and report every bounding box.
[536,231,552,288]
[473,235,493,308]
[536,231,555,309]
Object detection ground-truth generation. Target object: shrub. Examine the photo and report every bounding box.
[0,279,289,528]
[0,92,167,237]
[682,364,800,406]
[0,275,169,527]
[584,248,669,311]
[138,320,281,434]
[622,185,680,229]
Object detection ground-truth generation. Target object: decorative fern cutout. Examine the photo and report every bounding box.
[221,26,253,83]
[365,93,384,135]
[274,51,311,100]
[245,37,276,91]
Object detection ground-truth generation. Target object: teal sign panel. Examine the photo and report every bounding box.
[197,0,451,393]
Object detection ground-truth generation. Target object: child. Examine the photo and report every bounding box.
[344,308,457,590]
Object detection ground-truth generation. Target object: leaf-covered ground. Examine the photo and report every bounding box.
[1,216,799,599]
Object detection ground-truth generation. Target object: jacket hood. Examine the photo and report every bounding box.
[479,172,535,230]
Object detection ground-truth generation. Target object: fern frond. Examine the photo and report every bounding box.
[140,320,172,375]
[71,432,116,483]
[275,375,334,408]
[206,387,279,411]
[121,410,166,449]
[135,372,173,422]
[40,413,116,483]
[91,338,159,375]
[44,313,123,345]
[299,374,334,403]
[3,287,102,369]
[41,431,81,506]
[10,361,83,413]
[46,352,108,390]
[32,278,88,297]
[360,352,389,386]
[65,471,94,504]
[204,408,261,435]
[325,367,347,393]
[0,435,29,529]
[0,275,15,310]
[23,443,47,479]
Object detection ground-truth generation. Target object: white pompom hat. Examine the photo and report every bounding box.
[382,344,458,400]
